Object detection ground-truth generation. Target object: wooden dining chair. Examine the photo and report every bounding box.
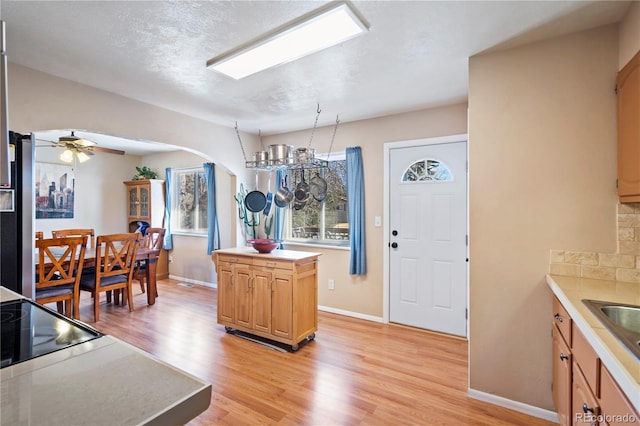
[35,236,88,319]
[79,233,140,322]
[133,227,165,295]
[35,231,43,240]
[52,228,96,248]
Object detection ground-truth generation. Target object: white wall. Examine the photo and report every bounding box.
[468,24,619,410]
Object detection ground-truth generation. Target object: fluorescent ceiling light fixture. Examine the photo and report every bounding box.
[207,1,369,79]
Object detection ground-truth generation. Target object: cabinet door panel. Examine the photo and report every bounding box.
[235,267,252,328]
[573,362,600,425]
[128,187,138,217]
[271,273,293,339]
[553,325,572,426]
[599,365,640,425]
[252,270,272,334]
[217,266,235,324]
[617,50,640,200]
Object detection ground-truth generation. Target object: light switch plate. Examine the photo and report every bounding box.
[374,216,382,227]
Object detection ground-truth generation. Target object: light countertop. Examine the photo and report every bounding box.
[546,274,640,412]
[213,246,321,261]
[0,286,212,425]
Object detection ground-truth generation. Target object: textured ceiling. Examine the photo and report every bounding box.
[1,0,631,153]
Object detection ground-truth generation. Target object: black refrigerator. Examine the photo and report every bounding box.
[0,131,34,297]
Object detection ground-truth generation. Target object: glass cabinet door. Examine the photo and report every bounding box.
[139,187,149,218]
[128,187,138,217]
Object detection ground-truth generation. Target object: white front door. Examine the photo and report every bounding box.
[388,141,467,336]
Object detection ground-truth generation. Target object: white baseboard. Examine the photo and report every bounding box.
[467,388,559,423]
[318,305,384,323]
[168,275,216,289]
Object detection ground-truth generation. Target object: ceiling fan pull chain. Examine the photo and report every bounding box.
[234,121,248,162]
[327,114,339,161]
[307,103,322,149]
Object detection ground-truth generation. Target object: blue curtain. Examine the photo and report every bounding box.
[204,163,221,254]
[346,146,366,275]
[163,167,173,250]
[273,168,287,248]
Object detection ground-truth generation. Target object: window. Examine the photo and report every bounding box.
[172,167,208,234]
[402,158,453,182]
[285,154,349,246]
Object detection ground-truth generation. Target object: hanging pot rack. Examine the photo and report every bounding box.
[236,105,339,171]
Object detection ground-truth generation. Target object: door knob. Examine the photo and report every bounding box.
[391,242,398,249]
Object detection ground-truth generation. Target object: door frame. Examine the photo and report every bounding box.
[382,133,469,335]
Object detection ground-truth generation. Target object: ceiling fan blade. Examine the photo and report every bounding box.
[92,146,125,155]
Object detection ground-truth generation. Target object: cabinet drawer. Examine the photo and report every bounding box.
[572,324,600,396]
[553,296,572,344]
[599,365,640,424]
[217,255,253,266]
[252,258,293,271]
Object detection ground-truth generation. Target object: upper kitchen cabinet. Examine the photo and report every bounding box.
[124,179,165,232]
[617,50,640,202]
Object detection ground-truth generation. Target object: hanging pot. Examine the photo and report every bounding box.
[309,170,328,202]
[267,144,294,164]
[244,172,267,213]
[294,168,310,202]
[294,147,315,163]
[274,176,293,207]
[252,151,269,167]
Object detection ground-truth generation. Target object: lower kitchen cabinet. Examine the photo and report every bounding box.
[553,325,572,426]
[552,296,639,426]
[212,248,320,350]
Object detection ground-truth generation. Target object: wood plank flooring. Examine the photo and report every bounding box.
[70,279,557,425]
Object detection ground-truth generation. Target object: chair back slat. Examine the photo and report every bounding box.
[35,236,87,319]
[142,227,165,250]
[52,228,96,248]
[95,233,140,283]
[36,236,87,288]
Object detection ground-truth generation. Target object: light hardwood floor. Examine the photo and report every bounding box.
[73,279,558,426]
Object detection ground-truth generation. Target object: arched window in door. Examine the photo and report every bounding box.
[402,158,453,182]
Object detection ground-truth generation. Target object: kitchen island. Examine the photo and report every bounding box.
[0,286,211,425]
[212,247,320,350]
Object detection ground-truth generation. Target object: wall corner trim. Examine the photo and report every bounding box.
[467,388,558,423]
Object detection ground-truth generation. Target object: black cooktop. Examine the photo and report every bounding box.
[1,299,103,368]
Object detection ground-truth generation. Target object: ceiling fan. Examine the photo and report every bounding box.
[36,131,125,163]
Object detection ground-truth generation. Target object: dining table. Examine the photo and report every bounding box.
[36,246,161,305]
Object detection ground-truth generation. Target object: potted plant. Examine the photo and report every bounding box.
[132,166,158,180]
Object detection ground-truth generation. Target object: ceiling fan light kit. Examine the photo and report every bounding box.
[37,130,126,162]
[206,1,369,80]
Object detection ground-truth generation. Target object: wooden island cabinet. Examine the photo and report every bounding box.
[212,248,320,350]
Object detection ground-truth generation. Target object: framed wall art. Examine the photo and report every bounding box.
[35,162,75,219]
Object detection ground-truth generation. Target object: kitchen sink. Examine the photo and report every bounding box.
[582,300,640,360]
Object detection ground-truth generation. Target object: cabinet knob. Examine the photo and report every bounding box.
[559,353,569,361]
[582,403,595,414]
[554,313,564,323]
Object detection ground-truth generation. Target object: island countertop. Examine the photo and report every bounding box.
[0,286,212,425]
[213,247,321,262]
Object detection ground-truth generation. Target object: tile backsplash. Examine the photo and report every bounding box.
[549,203,640,283]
